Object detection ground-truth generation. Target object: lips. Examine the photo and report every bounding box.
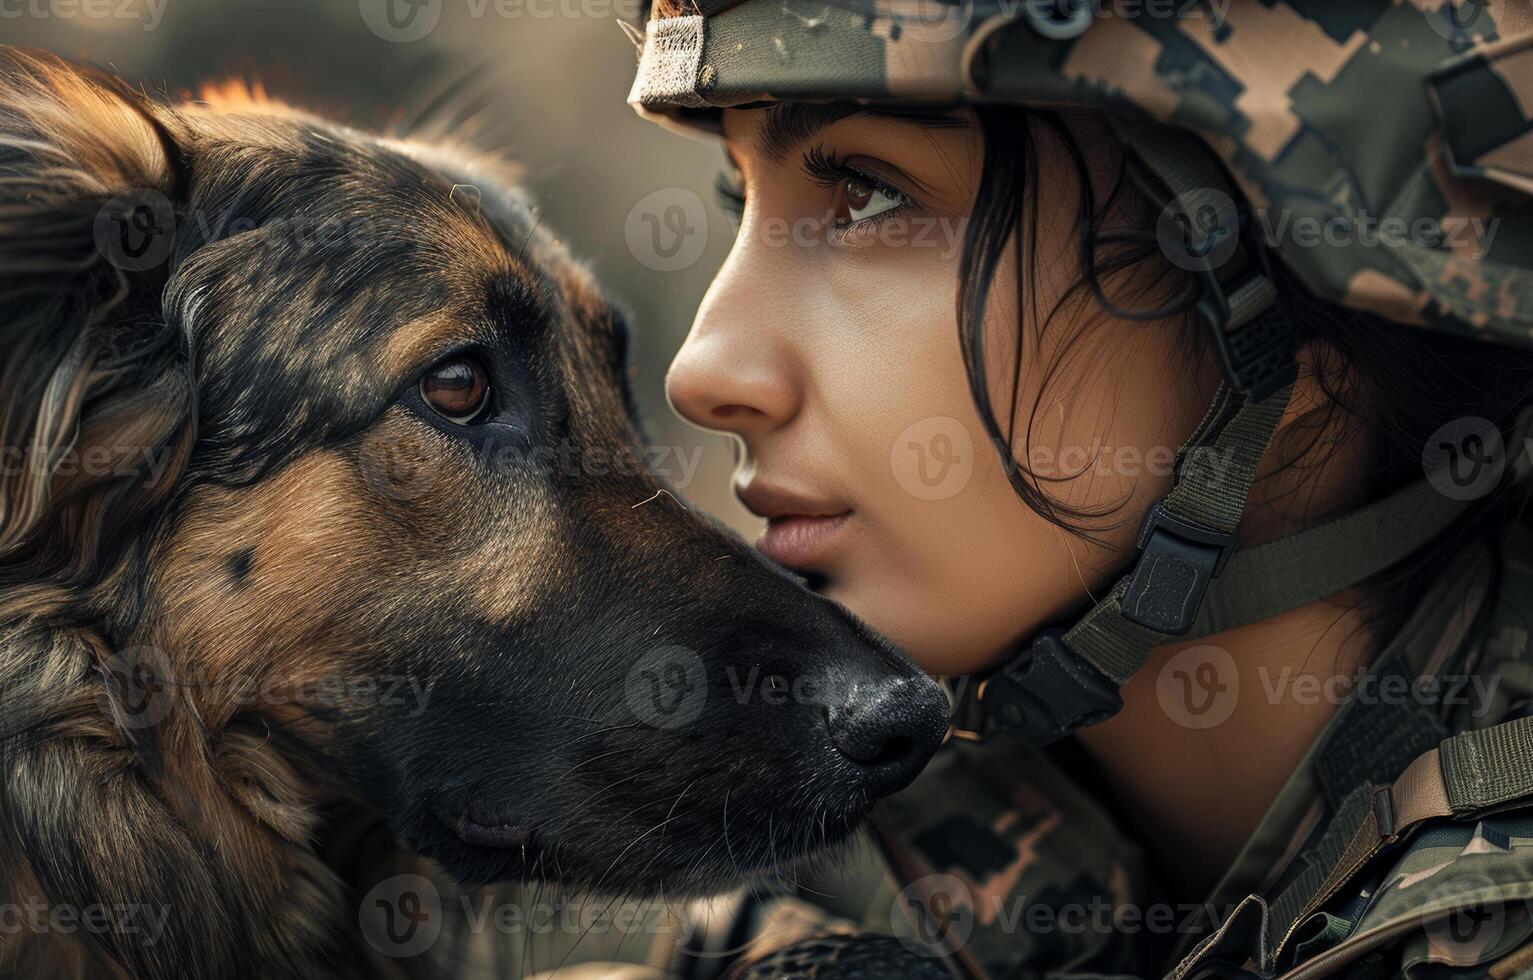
[756,513,851,568]
[737,481,852,570]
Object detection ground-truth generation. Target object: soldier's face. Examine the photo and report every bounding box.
[667,106,1215,676]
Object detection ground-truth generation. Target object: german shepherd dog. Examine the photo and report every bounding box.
[0,49,948,979]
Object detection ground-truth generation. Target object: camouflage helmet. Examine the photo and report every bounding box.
[627,0,1533,352]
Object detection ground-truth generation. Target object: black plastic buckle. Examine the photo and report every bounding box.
[1120,501,1238,635]
[981,631,1123,749]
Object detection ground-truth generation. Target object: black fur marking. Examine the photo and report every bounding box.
[226,547,255,585]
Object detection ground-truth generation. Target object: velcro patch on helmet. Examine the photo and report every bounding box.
[628,15,710,110]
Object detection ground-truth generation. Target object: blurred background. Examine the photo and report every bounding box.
[4,0,757,535]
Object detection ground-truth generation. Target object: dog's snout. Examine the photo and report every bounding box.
[824,674,947,795]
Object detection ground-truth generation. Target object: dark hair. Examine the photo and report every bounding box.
[957,105,1533,635]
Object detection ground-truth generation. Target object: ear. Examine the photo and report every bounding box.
[0,49,194,616]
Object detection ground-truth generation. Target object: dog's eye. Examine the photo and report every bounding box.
[420,358,491,424]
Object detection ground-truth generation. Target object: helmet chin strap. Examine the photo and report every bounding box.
[962,371,1294,748]
[954,124,1477,749]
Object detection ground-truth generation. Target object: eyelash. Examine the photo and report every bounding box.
[712,145,916,229]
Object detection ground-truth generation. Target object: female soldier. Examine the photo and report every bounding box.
[623,2,1533,978]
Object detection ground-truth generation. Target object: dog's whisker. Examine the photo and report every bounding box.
[546,888,626,980]
[630,487,685,510]
[569,770,646,812]
[552,744,631,781]
[565,721,643,745]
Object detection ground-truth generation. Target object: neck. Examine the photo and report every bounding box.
[1073,586,1376,899]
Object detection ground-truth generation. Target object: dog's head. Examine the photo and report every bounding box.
[0,50,948,976]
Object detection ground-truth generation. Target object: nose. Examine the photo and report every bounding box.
[665,252,801,439]
[824,674,949,796]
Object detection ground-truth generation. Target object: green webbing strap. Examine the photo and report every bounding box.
[1442,713,1533,813]
[1119,119,1231,211]
[1061,119,1295,685]
[1190,476,1476,638]
[1264,715,1533,969]
[1063,381,1292,685]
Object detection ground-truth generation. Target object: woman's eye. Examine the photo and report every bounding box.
[420,358,492,424]
[834,176,905,225]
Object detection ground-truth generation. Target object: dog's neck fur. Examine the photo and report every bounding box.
[0,618,455,979]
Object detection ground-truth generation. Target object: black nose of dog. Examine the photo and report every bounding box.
[825,674,948,795]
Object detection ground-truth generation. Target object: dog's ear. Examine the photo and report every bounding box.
[0,50,194,611]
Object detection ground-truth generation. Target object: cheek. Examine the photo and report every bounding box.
[144,416,560,716]
[805,250,1070,670]
[812,251,1195,675]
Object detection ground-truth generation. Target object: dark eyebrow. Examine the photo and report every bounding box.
[752,102,968,164]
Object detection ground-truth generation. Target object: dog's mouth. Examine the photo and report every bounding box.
[447,812,536,851]
[422,788,870,894]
